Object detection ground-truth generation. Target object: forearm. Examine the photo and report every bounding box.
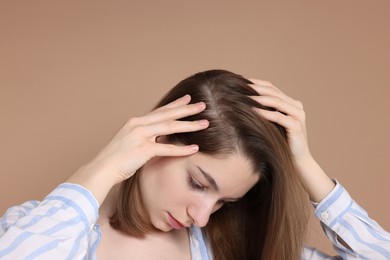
[66,162,118,205]
[295,155,335,203]
[66,97,207,206]
[248,81,335,202]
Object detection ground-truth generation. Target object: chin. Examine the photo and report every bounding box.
[159,226,173,232]
[151,219,172,233]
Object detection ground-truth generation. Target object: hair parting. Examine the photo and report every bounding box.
[109,70,311,259]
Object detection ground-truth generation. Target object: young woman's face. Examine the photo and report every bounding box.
[139,152,259,232]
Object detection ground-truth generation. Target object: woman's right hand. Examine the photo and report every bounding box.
[67,94,209,204]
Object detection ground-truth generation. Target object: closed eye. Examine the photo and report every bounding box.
[187,174,240,205]
[187,175,206,191]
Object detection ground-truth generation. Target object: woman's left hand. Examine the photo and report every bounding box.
[248,78,335,202]
[248,78,312,162]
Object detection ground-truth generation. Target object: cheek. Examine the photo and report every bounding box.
[141,157,195,208]
[152,170,191,203]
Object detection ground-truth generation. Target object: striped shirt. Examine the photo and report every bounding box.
[1,181,389,260]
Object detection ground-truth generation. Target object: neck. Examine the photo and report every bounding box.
[99,183,121,218]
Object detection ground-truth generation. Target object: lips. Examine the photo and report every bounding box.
[167,213,186,229]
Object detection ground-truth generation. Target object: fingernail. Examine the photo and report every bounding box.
[199,119,209,126]
[197,102,206,109]
[190,144,199,151]
[181,94,190,101]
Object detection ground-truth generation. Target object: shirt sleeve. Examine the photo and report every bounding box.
[303,180,390,260]
[0,183,99,260]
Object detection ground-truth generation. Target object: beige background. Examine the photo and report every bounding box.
[1,0,389,255]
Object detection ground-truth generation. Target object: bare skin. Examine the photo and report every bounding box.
[68,95,207,259]
[67,94,209,205]
[66,79,342,258]
[248,78,335,202]
[96,185,190,260]
[95,151,256,259]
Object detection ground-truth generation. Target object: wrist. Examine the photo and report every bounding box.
[66,163,118,205]
[294,153,315,167]
[294,155,335,203]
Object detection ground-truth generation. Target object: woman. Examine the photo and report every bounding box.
[1,70,389,259]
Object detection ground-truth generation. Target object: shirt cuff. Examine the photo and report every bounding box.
[41,183,100,233]
[312,179,353,228]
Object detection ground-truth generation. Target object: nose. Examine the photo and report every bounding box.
[188,198,219,227]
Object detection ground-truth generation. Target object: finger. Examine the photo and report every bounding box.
[248,83,296,103]
[251,96,304,120]
[152,94,191,113]
[144,119,209,137]
[247,78,286,94]
[254,108,302,133]
[246,78,301,107]
[247,78,285,95]
[247,78,274,87]
[140,102,206,125]
[152,143,200,157]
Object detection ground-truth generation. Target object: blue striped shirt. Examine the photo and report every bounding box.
[1,180,389,259]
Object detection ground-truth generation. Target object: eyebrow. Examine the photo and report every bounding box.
[197,166,219,191]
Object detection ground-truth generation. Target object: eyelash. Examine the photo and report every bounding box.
[187,175,231,205]
[188,175,206,191]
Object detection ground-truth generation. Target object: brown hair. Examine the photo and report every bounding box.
[110,70,311,259]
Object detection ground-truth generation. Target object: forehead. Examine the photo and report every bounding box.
[187,152,259,198]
